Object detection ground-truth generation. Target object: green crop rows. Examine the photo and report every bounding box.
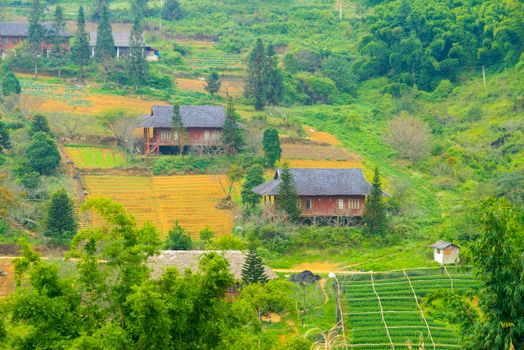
[339,267,478,349]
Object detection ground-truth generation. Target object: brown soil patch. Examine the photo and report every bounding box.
[304,125,340,146]
[0,259,16,297]
[261,312,282,323]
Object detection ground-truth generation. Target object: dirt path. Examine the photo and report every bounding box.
[319,278,329,305]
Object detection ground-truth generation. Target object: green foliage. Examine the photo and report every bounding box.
[241,164,265,209]
[127,15,148,87]
[26,132,61,175]
[94,4,115,62]
[241,242,268,285]
[363,168,388,236]
[293,72,339,105]
[221,97,242,153]
[45,189,77,242]
[262,127,282,167]
[164,220,192,250]
[27,0,44,61]
[276,163,301,221]
[199,226,215,243]
[245,39,267,110]
[205,70,221,96]
[266,44,284,106]
[321,55,359,95]
[466,197,524,349]
[72,6,91,80]
[29,114,51,137]
[162,0,184,21]
[239,279,293,318]
[1,71,21,96]
[170,103,187,152]
[0,121,11,151]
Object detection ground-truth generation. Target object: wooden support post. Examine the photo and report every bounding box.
[482,65,486,87]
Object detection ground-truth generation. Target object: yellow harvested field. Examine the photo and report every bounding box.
[282,143,358,161]
[84,175,234,237]
[304,125,340,146]
[175,77,243,97]
[286,159,362,168]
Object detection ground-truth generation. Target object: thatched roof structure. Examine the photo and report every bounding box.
[138,105,227,129]
[148,250,278,280]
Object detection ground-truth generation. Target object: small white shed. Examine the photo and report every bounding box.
[431,240,460,265]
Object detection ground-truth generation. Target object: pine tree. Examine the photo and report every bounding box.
[94,4,115,62]
[91,0,107,20]
[29,115,51,137]
[241,164,265,209]
[171,103,187,155]
[276,162,301,221]
[221,97,242,154]
[205,71,221,96]
[162,0,183,20]
[73,6,91,82]
[127,15,148,87]
[1,71,21,96]
[363,167,387,235]
[46,189,78,241]
[0,121,11,151]
[27,0,44,78]
[165,220,192,250]
[241,242,268,285]
[27,132,61,175]
[132,0,149,19]
[265,44,284,106]
[50,5,67,77]
[245,39,267,111]
[262,127,281,167]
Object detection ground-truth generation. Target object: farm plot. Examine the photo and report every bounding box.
[339,267,478,349]
[182,42,244,71]
[83,175,234,237]
[64,146,128,169]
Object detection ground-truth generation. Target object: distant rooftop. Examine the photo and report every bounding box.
[139,105,227,129]
[89,31,148,48]
[0,22,72,37]
[430,240,458,250]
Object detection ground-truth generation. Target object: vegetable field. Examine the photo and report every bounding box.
[64,146,128,169]
[339,267,477,349]
[83,175,234,237]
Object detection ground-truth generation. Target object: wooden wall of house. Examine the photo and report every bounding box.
[298,195,366,217]
[152,127,222,146]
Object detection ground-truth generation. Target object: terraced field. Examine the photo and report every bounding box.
[83,175,234,237]
[65,146,128,169]
[339,267,478,349]
[180,40,244,71]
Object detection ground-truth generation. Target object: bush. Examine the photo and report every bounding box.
[293,73,339,105]
[165,221,193,250]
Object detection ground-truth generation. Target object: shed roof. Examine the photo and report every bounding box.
[138,105,227,128]
[0,22,72,37]
[148,250,278,280]
[252,168,373,196]
[89,31,149,48]
[430,240,459,250]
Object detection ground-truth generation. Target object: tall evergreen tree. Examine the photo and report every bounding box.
[245,39,267,111]
[265,44,284,106]
[27,132,61,175]
[171,103,187,154]
[241,242,268,285]
[29,115,51,137]
[132,0,149,19]
[276,162,301,221]
[94,4,115,62]
[27,0,44,78]
[221,97,242,154]
[91,0,107,20]
[127,15,148,87]
[205,71,221,96]
[73,6,91,82]
[363,167,387,235]
[165,220,192,250]
[162,0,183,20]
[1,71,21,96]
[46,189,78,241]
[241,164,265,209]
[50,5,67,77]
[0,121,11,151]
[262,127,281,167]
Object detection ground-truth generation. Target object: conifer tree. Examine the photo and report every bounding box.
[50,5,67,77]
[73,6,91,82]
[171,103,187,155]
[27,132,61,175]
[27,0,44,78]
[127,15,148,87]
[241,164,265,209]
[91,0,107,20]
[94,4,115,62]
[363,167,387,235]
[262,127,281,167]
[245,39,267,111]
[221,97,242,154]
[276,162,301,221]
[162,0,183,20]
[46,189,78,241]
[29,115,51,137]
[1,71,21,96]
[205,71,221,96]
[0,121,11,151]
[165,220,192,250]
[265,44,284,106]
[241,242,268,285]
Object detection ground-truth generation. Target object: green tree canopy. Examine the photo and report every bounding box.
[72,6,91,81]
[276,163,301,221]
[27,132,61,175]
[363,167,387,235]
[245,39,267,111]
[0,121,11,151]
[94,4,115,62]
[262,127,282,167]
[1,71,21,96]
[241,164,265,209]
[127,15,148,87]
[46,189,77,241]
[162,0,184,21]
[29,114,51,137]
[221,97,242,153]
[241,242,268,285]
[205,71,221,96]
[165,220,192,250]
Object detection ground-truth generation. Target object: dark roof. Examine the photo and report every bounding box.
[252,168,373,196]
[430,240,459,250]
[89,32,149,48]
[0,22,72,37]
[138,105,227,128]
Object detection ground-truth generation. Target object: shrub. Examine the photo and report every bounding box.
[293,73,339,105]
[386,113,432,161]
[165,221,193,250]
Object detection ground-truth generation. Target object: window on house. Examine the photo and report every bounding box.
[349,198,361,209]
[13,38,18,44]
[306,198,312,210]
[160,130,171,141]
[437,249,441,254]
[338,199,344,210]
[2,37,8,45]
